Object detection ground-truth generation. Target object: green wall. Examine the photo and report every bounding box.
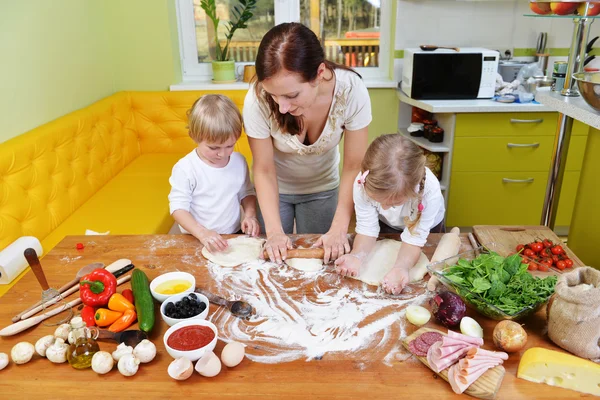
[0,1,114,143]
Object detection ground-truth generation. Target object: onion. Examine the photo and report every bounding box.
[492,320,528,353]
[460,317,483,338]
[406,305,431,326]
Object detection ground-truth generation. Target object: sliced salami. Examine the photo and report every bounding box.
[419,332,443,347]
[413,336,431,354]
[409,339,427,357]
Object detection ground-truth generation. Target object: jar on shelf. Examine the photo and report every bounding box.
[429,126,445,143]
[407,122,424,137]
[423,150,443,181]
[411,107,432,123]
[422,119,438,140]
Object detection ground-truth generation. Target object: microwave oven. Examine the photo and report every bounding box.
[401,48,499,100]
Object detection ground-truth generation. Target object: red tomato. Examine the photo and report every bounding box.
[516,244,525,253]
[527,263,538,271]
[552,255,560,263]
[538,263,550,272]
[543,239,553,248]
[551,245,564,255]
[542,258,554,267]
[564,259,574,268]
[556,260,567,270]
[530,242,544,253]
[524,249,536,257]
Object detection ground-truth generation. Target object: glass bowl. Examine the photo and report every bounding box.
[426,242,556,321]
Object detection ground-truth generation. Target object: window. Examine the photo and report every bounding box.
[176,0,391,80]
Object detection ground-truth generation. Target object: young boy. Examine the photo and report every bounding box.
[168,94,259,252]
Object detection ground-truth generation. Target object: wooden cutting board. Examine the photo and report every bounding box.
[473,225,585,268]
[401,327,505,400]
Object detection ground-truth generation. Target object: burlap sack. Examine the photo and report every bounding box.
[547,267,600,360]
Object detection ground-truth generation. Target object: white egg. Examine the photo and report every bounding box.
[0,353,8,371]
[195,351,221,377]
[168,357,194,381]
[406,305,431,326]
[221,341,246,368]
[460,316,484,338]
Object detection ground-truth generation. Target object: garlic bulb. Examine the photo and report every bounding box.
[54,324,70,341]
[46,338,69,364]
[118,354,140,377]
[35,335,56,357]
[221,341,246,368]
[195,351,221,377]
[168,357,194,380]
[112,342,134,361]
[92,351,114,374]
[0,353,9,371]
[133,339,156,363]
[11,342,35,364]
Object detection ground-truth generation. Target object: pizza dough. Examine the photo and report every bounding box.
[286,258,324,272]
[201,236,265,267]
[354,239,430,286]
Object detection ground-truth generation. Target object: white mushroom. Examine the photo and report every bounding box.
[91,351,114,374]
[67,330,76,345]
[133,339,156,363]
[35,335,56,357]
[0,353,9,371]
[54,324,70,341]
[195,351,222,377]
[118,354,140,377]
[112,342,134,362]
[11,342,35,364]
[46,338,69,364]
[221,341,246,368]
[169,357,194,380]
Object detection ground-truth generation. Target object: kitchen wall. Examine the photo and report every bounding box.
[393,0,600,80]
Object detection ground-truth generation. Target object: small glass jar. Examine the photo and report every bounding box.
[429,127,445,143]
[67,316,100,369]
[408,122,424,137]
[422,119,438,140]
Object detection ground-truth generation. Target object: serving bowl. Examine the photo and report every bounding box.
[160,292,209,327]
[163,319,218,361]
[150,271,195,303]
[573,72,600,112]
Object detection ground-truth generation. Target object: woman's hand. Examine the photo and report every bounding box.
[199,230,228,253]
[264,232,292,264]
[241,215,260,237]
[334,254,362,277]
[314,227,351,263]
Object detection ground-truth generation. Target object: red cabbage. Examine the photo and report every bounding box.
[431,291,466,328]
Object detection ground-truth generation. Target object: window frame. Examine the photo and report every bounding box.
[175,0,391,81]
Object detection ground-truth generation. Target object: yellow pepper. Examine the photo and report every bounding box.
[108,293,135,312]
[94,308,123,327]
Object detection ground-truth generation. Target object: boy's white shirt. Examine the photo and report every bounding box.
[168,151,255,234]
[353,167,445,247]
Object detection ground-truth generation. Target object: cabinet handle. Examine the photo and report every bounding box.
[510,118,544,124]
[507,142,540,148]
[502,178,534,183]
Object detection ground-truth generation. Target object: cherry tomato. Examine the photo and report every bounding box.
[542,248,553,257]
[542,257,554,267]
[551,245,564,255]
[516,244,525,253]
[524,249,536,257]
[556,260,567,270]
[538,263,550,272]
[564,259,574,268]
[543,239,553,248]
[530,242,544,253]
[527,263,538,271]
[552,255,560,263]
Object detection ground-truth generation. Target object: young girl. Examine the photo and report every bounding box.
[334,134,445,295]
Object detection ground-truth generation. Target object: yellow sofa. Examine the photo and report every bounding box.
[0,90,251,295]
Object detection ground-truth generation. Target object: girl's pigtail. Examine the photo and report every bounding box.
[403,169,426,234]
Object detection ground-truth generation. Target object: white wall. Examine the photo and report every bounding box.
[393,0,600,80]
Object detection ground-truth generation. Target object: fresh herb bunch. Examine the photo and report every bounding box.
[200,0,257,61]
[441,251,557,317]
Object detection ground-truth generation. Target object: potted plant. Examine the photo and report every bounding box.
[200,0,257,82]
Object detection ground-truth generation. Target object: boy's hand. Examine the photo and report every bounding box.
[334,254,362,278]
[199,230,228,253]
[241,216,260,237]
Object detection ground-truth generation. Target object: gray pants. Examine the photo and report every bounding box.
[257,188,338,234]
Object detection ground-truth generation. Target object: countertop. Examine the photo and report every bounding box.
[535,87,600,130]
[397,90,554,113]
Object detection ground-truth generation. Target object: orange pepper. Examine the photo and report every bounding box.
[108,309,137,332]
[108,293,135,312]
[94,308,123,327]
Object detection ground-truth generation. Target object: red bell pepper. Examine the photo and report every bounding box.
[80,268,117,307]
[121,289,135,305]
[81,305,96,327]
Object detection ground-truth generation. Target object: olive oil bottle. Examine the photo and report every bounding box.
[67,316,100,369]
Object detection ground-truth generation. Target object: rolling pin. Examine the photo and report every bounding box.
[263,247,325,260]
[427,227,462,291]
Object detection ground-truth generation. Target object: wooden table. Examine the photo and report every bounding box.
[0,234,579,399]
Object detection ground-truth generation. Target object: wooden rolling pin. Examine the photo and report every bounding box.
[263,247,325,260]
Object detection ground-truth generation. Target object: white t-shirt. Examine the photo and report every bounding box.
[168,151,255,234]
[354,167,446,247]
[243,68,372,195]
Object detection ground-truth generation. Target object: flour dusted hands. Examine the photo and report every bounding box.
[199,229,228,253]
[241,216,260,237]
[382,266,410,295]
[263,232,293,264]
[314,227,351,263]
[334,254,362,277]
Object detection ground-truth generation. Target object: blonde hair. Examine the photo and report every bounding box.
[187,94,242,144]
[361,134,427,233]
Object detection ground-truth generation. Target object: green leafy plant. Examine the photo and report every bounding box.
[200,0,257,62]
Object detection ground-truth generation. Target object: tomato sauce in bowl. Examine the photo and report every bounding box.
[167,325,216,351]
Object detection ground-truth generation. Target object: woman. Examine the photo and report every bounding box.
[243,22,371,264]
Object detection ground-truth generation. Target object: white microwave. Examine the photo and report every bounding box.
[401,48,499,100]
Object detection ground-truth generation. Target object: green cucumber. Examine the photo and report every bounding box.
[131,269,155,332]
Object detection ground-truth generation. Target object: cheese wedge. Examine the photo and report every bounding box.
[517,347,600,396]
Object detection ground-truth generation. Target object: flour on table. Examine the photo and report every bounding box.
[285,258,324,272]
[201,236,265,267]
[354,239,430,286]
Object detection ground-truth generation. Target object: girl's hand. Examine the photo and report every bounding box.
[314,227,351,263]
[199,230,228,253]
[264,232,292,264]
[334,254,362,278]
[241,216,260,237]
[382,266,410,295]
